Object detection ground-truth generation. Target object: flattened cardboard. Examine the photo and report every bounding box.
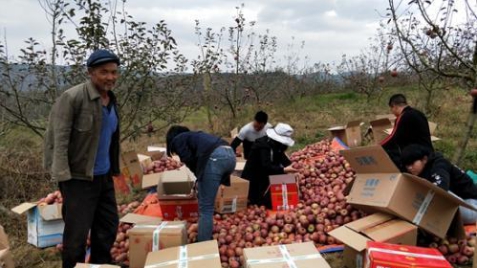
[341,145,476,239]
[129,221,187,268]
[329,213,417,268]
[243,242,331,268]
[145,240,221,268]
[215,176,249,213]
[120,213,162,225]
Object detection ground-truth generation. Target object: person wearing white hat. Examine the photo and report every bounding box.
[241,123,298,208]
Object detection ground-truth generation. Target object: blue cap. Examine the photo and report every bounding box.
[87,49,120,67]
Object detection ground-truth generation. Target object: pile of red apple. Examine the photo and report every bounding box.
[110,222,132,266]
[117,201,141,217]
[429,235,475,265]
[142,158,182,174]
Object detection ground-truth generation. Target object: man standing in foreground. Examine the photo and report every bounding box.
[230,111,272,159]
[44,49,121,268]
[381,93,433,170]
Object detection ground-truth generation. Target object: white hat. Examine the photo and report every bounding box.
[266,123,295,147]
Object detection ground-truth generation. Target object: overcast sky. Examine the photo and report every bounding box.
[0,0,390,70]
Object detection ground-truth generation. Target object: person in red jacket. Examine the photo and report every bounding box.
[381,94,433,170]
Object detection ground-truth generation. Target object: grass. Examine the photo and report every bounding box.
[1,86,476,267]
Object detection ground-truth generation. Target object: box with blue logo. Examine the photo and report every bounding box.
[11,202,64,248]
[341,145,476,239]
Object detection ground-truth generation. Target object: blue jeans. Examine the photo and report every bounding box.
[197,146,236,242]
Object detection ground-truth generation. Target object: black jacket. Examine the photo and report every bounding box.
[241,136,291,208]
[419,153,477,199]
[169,131,229,185]
[382,106,433,169]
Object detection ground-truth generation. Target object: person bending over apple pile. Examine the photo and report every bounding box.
[401,144,477,224]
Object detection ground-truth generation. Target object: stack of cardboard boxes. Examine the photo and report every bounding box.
[329,145,476,267]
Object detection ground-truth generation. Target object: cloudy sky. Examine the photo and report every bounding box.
[0,0,390,70]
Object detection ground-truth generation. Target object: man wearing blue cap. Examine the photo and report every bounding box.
[44,49,121,268]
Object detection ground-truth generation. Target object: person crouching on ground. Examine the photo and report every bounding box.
[241,123,298,209]
[166,126,236,241]
[401,144,477,224]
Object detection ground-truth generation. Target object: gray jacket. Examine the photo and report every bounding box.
[43,80,120,182]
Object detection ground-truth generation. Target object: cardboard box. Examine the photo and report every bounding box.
[369,118,393,144]
[0,225,14,268]
[157,198,199,221]
[243,242,330,268]
[341,145,476,239]
[75,264,120,268]
[269,174,299,211]
[329,213,418,268]
[129,221,187,268]
[120,151,143,190]
[143,164,196,190]
[155,166,196,197]
[375,114,397,124]
[366,241,452,268]
[11,202,64,248]
[145,240,221,268]
[327,120,363,147]
[215,176,249,213]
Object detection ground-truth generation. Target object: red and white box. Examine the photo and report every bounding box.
[269,174,299,211]
[366,241,452,268]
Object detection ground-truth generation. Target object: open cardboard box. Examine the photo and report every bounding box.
[368,118,393,144]
[327,120,363,148]
[215,176,249,214]
[341,145,477,239]
[11,202,64,248]
[329,213,417,268]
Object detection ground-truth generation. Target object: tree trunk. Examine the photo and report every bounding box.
[452,101,477,165]
[202,72,214,132]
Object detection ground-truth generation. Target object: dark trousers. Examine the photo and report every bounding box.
[59,174,119,268]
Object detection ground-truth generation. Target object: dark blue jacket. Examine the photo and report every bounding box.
[170,131,229,185]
